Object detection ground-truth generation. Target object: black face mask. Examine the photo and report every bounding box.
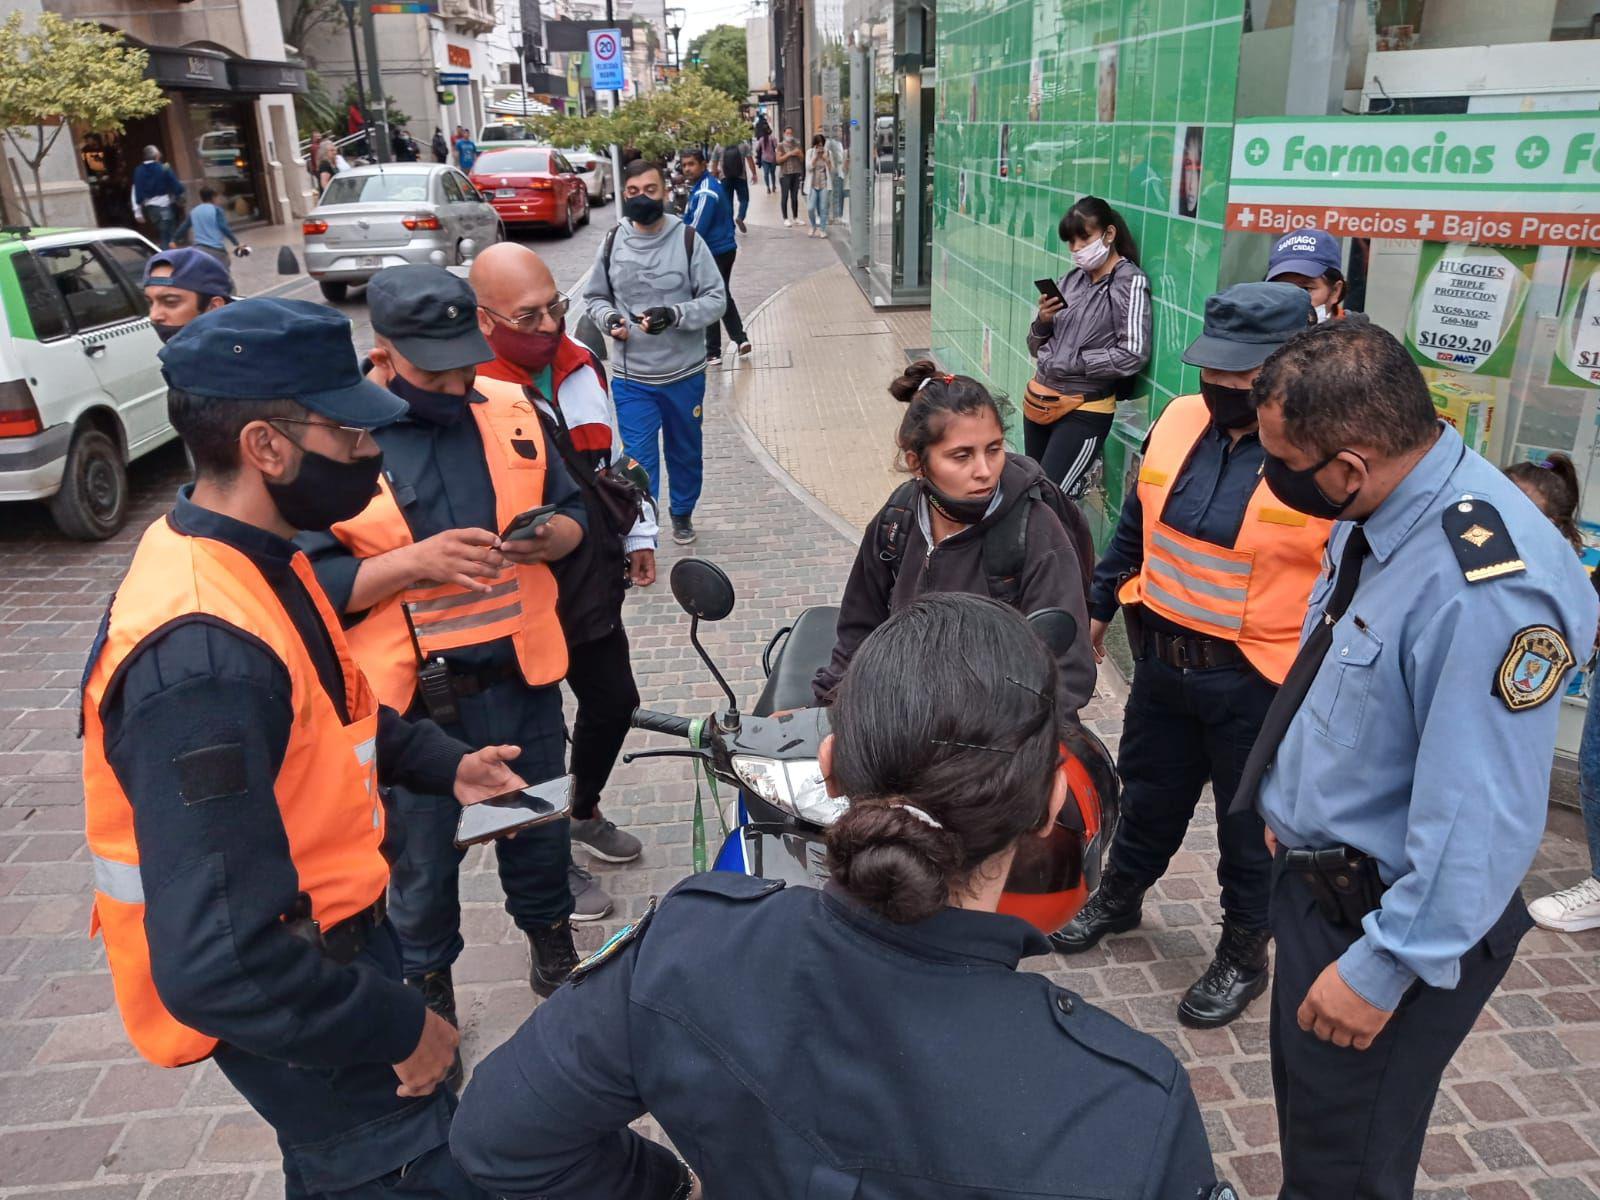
[1262,451,1358,520]
[388,372,470,427]
[922,477,994,525]
[1200,380,1257,430]
[266,444,384,532]
[623,195,665,226]
[152,322,183,344]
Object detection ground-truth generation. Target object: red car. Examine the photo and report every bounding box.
[469,147,590,236]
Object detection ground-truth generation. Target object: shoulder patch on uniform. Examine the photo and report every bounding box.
[1493,625,1574,712]
[668,873,786,902]
[1048,987,1176,1087]
[175,743,248,805]
[1442,498,1524,583]
[570,895,658,986]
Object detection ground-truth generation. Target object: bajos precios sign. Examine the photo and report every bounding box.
[1225,113,1600,247]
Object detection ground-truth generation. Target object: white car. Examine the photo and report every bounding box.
[0,227,170,539]
[562,150,614,204]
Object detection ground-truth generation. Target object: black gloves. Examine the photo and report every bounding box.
[640,306,677,334]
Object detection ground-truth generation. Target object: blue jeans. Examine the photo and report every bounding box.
[144,202,178,249]
[807,186,828,230]
[614,372,706,518]
[1581,693,1600,879]
[761,161,776,190]
[387,680,571,978]
[727,176,750,220]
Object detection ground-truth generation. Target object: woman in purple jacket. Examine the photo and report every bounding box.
[1025,197,1152,496]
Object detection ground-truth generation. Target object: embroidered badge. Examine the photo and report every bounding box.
[1494,625,1573,711]
[570,895,658,985]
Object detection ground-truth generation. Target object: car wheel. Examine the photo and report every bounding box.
[49,428,128,541]
[578,196,591,226]
[319,280,349,303]
[562,201,577,237]
[495,220,507,243]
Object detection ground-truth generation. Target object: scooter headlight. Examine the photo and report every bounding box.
[731,756,848,826]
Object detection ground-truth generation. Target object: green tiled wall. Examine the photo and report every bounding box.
[930,0,1246,533]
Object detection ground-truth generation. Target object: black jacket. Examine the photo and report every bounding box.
[813,454,1096,713]
[452,873,1217,1198]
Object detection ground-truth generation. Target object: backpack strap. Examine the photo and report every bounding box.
[601,225,619,305]
[874,480,920,585]
[982,487,1034,610]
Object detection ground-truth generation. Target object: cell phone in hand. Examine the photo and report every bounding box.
[454,775,573,848]
[500,503,558,542]
[1034,277,1066,305]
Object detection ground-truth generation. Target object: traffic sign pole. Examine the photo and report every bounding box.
[363,2,392,162]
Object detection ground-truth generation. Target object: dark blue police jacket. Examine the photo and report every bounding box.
[452,873,1218,1198]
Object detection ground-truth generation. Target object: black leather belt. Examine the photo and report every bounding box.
[321,894,388,965]
[448,659,522,698]
[1144,629,1245,670]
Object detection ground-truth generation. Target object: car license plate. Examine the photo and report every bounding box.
[495,188,516,198]
[359,256,380,268]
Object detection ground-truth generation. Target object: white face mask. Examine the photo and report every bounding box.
[1073,237,1111,271]
[1314,303,1332,323]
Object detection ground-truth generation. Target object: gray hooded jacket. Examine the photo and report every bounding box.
[1027,257,1152,397]
[581,214,727,385]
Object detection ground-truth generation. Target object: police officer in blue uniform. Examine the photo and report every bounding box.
[451,594,1231,1199]
[92,299,522,1197]
[1237,319,1599,1198]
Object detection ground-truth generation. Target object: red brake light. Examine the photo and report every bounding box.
[531,178,553,191]
[0,379,43,438]
[403,215,443,230]
[302,219,328,235]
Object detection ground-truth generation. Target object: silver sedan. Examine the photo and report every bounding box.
[563,150,614,205]
[302,163,503,302]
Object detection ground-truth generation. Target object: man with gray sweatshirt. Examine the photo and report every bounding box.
[582,160,727,545]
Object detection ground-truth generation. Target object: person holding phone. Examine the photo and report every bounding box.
[300,267,593,1074]
[1026,196,1152,497]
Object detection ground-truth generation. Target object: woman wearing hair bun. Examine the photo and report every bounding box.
[809,360,1098,717]
[453,594,1224,1198]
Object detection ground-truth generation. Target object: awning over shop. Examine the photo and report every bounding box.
[231,58,309,95]
[140,44,307,96]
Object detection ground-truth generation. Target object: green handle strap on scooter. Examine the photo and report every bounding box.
[688,718,728,873]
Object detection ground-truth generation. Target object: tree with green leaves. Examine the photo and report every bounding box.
[522,76,744,163]
[0,12,166,224]
[686,24,749,104]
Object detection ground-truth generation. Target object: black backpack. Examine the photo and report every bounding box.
[874,474,1095,610]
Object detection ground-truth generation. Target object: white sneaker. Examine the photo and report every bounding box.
[783,218,792,227]
[1528,876,1600,932]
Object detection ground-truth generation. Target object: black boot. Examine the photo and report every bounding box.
[528,918,580,998]
[1178,920,1271,1029]
[1050,867,1147,954]
[405,967,464,1091]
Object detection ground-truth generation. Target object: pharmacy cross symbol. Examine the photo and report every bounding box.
[1244,138,1270,167]
[1516,136,1549,168]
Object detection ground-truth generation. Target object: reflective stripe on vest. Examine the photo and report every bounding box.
[328,387,568,710]
[81,520,387,1068]
[1116,395,1332,684]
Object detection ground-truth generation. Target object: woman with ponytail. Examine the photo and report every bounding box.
[808,359,1097,716]
[453,595,1222,1199]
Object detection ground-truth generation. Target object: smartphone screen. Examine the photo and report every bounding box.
[454,775,573,848]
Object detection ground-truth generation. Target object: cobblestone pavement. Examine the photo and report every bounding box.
[5,186,1600,1197]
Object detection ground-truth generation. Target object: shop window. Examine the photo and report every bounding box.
[30,245,140,333]
[186,101,261,223]
[1372,0,1597,50]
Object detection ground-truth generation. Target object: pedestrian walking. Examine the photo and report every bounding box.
[140,248,233,343]
[1026,197,1151,497]
[452,594,1226,1200]
[805,135,831,237]
[812,362,1096,717]
[131,145,184,250]
[302,268,594,1054]
[720,138,753,232]
[173,187,243,264]
[756,126,778,193]
[681,147,751,365]
[471,242,660,877]
[315,137,338,193]
[393,126,420,162]
[431,128,449,163]
[1238,319,1597,1198]
[826,125,848,219]
[456,127,479,174]
[777,126,804,225]
[580,160,727,547]
[1055,283,1331,1031]
[85,297,521,1196]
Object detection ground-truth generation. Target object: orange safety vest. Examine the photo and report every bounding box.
[82,518,386,1068]
[1116,394,1331,684]
[330,381,567,711]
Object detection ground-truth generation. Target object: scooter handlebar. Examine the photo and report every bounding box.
[630,707,694,739]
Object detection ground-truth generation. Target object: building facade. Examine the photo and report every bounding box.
[0,0,309,230]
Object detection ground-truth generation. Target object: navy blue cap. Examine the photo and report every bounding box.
[1266,228,1343,281]
[367,265,493,372]
[159,298,407,428]
[1182,283,1314,372]
[141,247,235,298]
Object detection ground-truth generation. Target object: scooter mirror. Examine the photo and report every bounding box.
[1026,607,1078,656]
[670,558,736,622]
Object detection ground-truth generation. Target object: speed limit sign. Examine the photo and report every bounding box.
[588,28,625,91]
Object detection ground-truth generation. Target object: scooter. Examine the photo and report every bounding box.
[627,559,1122,933]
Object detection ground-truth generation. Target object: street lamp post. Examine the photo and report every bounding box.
[337,0,370,147]
[666,6,685,70]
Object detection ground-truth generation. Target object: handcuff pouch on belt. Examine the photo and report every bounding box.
[1284,846,1386,930]
[1024,380,1088,425]
[1117,575,1146,660]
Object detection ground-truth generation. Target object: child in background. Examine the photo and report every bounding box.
[1511,453,1600,931]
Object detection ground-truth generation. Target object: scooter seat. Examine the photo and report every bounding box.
[753,606,840,717]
